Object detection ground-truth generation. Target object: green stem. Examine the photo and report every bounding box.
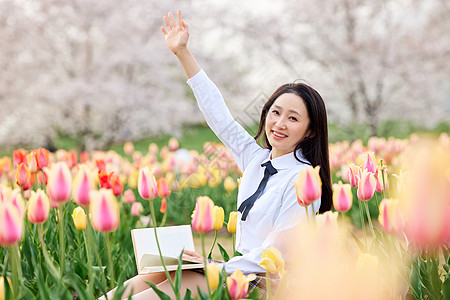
[14,244,22,285]
[201,234,212,297]
[380,160,387,200]
[2,252,8,277]
[57,206,65,276]
[90,216,106,288]
[149,201,176,296]
[83,228,94,297]
[105,233,115,289]
[265,270,272,300]
[364,202,376,239]
[159,209,168,227]
[374,192,380,214]
[311,202,316,225]
[38,224,59,276]
[208,231,218,259]
[8,246,18,297]
[232,233,236,255]
[358,200,367,248]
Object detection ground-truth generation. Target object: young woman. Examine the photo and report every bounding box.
[104,9,332,299]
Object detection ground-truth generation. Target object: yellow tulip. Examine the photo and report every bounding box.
[227,211,238,234]
[259,246,286,277]
[72,206,87,230]
[223,176,237,193]
[213,206,224,231]
[0,276,11,300]
[206,263,221,290]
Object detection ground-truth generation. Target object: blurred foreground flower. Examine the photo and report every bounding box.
[259,246,285,277]
[0,203,23,246]
[27,190,50,224]
[227,269,256,300]
[206,263,221,290]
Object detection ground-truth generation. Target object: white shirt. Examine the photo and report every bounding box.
[187,69,321,274]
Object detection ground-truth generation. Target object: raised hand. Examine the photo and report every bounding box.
[161,9,189,55]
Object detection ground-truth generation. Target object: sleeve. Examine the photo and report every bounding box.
[187,70,262,172]
[220,175,321,275]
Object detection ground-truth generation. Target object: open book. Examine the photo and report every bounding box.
[131,225,204,274]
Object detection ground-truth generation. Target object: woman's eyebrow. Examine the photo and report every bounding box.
[273,104,301,117]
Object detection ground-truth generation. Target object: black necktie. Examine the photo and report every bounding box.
[238,161,278,221]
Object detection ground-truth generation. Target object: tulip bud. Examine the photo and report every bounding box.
[348,164,361,188]
[191,196,214,234]
[90,189,120,232]
[72,206,87,230]
[168,137,179,151]
[131,202,144,216]
[224,176,237,194]
[26,151,39,174]
[378,199,404,235]
[357,169,376,201]
[293,165,322,207]
[27,190,50,224]
[47,162,73,204]
[123,142,135,156]
[73,165,94,206]
[362,152,377,174]
[138,167,158,200]
[123,189,136,204]
[157,177,171,199]
[35,148,50,170]
[15,162,31,188]
[206,263,221,290]
[374,168,388,193]
[212,206,224,231]
[332,181,353,212]
[110,173,124,196]
[0,203,23,246]
[226,269,256,300]
[227,211,238,234]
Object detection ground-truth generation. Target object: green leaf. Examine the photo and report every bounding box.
[442,275,450,300]
[183,288,192,300]
[246,285,261,299]
[218,243,230,262]
[197,287,209,300]
[62,273,89,300]
[409,259,423,299]
[36,266,52,300]
[145,281,171,300]
[175,249,185,294]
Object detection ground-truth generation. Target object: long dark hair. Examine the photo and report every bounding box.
[254,83,332,213]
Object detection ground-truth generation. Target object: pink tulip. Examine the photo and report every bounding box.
[26,151,39,173]
[47,162,72,204]
[332,181,353,212]
[90,189,120,232]
[348,164,361,188]
[123,189,136,204]
[36,148,50,170]
[15,162,31,188]
[0,203,23,246]
[374,168,388,193]
[123,142,135,156]
[362,152,377,174]
[130,202,143,216]
[138,167,158,200]
[357,169,376,201]
[10,188,25,218]
[27,190,50,224]
[191,196,214,233]
[293,166,322,207]
[226,269,256,300]
[378,199,404,235]
[168,137,180,151]
[73,165,94,206]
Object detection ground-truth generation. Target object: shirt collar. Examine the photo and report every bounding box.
[263,149,310,170]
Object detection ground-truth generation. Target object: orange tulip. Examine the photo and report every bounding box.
[138,167,158,200]
[191,196,214,233]
[27,190,50,224]
[160,198,167,213]
[90,189,120,232]
[26,151,38,173]
[47,162,73,204]
[110,173,123,196]
[332,181,353,212]
[357,169,376,201]
[36,148,50,170]
[157,177,171,199]
[73,165,94,206]
[0,203,23,246]
[293,165,322,207]
[15,162,31,188]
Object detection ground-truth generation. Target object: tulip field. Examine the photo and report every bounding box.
[0,134,449,299]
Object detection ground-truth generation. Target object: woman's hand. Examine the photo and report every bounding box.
[161,9,189,55]
[181,250,204,263]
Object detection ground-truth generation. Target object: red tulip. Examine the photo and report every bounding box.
[110,173,123,196]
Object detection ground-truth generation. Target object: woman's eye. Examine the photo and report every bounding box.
[272,110,279,115]
[289,116,298,121]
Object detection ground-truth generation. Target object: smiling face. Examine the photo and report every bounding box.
[264,93,311,159]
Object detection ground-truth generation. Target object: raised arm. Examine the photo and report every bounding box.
[161,10,201,79]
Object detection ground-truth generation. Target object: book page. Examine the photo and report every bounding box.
[131,225,201,272]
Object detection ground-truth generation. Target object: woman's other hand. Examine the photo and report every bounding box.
[161,9,189,55]
[181,250,204,263]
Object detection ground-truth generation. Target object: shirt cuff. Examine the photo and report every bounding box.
[186,69,207,89]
